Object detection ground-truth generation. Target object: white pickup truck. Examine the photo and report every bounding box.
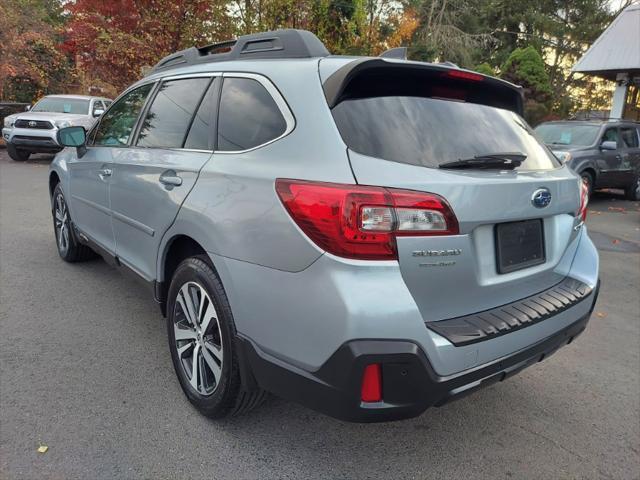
[2,95,112,161]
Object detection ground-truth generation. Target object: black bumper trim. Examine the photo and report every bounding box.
[425,277,593,346]
[238,281,598,423]
[11,136,61,151]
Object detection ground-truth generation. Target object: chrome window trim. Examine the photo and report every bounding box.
[214,72,295,154]
[159,72,221,82]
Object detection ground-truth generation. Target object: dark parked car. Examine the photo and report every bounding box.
[535,120,640,200]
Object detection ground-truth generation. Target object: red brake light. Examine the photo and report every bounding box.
[444,70,484,82]
[578,178,589,221]
[275,179,459,260]
[361,364,382,403]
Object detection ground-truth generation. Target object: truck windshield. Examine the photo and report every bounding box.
[535,123,600,146]
[332,96,559,170]
[32,98,90,115]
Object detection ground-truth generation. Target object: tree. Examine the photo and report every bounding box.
[410,0,495,66]
[0,0,75,101]
[62,0,234,95]
[500,46,552,125]
[474,62,495,76]
[472,0,624,117]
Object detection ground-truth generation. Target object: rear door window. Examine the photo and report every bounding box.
[621,127,639,148]
[332,96,559,170]
[136,77,211,149]
[184,78,219,150]
[217,77,287,152]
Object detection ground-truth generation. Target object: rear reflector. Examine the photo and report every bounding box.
[361,364,382,403]
[275,179,459,260]
[578,177,589,221]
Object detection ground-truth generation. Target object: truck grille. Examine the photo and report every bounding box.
[15,119,54,130]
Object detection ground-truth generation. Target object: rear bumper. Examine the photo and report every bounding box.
[239,281,599,422]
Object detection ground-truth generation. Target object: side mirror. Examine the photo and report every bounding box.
[25,105,31,111]
[93,108,104,117]
[57,126,89,158]
[57,126,86,147]
[600,140,617,151]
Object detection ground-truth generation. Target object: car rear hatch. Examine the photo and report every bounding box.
[322,58,584,322]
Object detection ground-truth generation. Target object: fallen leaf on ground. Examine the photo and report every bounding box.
[596,312,607,318]
[608,207,626,213]
[612,239,620,244]
[37,445,48,453]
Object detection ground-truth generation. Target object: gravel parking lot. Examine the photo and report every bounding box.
[1,151,639,479]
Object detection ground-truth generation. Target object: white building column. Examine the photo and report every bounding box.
[611,73,629,119]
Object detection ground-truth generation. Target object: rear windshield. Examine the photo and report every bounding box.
[32,98,89,115]
[332,96,559,170]
[535,123,600,146]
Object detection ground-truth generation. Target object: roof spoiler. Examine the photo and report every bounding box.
[149,29,330,76]
[322,58,524,115]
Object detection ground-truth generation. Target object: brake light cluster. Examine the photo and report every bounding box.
[577,178,589,221]
[275,179,459,260]
[444,69,484,82]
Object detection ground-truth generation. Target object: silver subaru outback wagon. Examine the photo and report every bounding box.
[49,29,599,422]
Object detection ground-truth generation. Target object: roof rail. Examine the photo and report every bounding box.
[149,29,330,75]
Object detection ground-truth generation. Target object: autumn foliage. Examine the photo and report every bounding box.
[0,0,627,120]
[61,0,234,95]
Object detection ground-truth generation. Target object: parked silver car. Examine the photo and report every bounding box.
[3,94,112,161]
[48,30,599,422]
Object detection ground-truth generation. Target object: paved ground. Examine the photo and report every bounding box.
[1,151,639,480]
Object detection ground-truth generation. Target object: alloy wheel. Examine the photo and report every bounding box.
[173,281,224,396]
[54,193,70,256]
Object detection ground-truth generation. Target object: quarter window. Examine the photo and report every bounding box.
[137,77,211,149]
[93,84,153,146]
[217,77,287,151]
[621,127,639,148]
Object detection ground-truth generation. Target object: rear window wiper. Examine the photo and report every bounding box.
[438,152,527,170]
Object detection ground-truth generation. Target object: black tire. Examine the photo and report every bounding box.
[167,256,267,418]
[51,183,97,262]
[7,143,30,162]
[580,171,594,198]
[624,175,640,201]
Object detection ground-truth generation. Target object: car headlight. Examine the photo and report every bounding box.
[552,150,572,163]
[3,118,14,128]
[55,120,73,129]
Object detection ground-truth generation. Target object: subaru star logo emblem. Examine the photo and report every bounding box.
[28,121,37,127]
[532,188,552,208]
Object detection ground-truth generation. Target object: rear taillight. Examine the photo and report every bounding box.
[578,178,589,221]
[275,179,459,260]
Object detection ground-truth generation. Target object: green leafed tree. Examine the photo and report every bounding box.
[500,46,553,125]
[473,62,495,76]
[0,0,76,101]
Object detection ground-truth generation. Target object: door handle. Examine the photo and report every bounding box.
[159,171,183,187]
[98,168,112,179]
